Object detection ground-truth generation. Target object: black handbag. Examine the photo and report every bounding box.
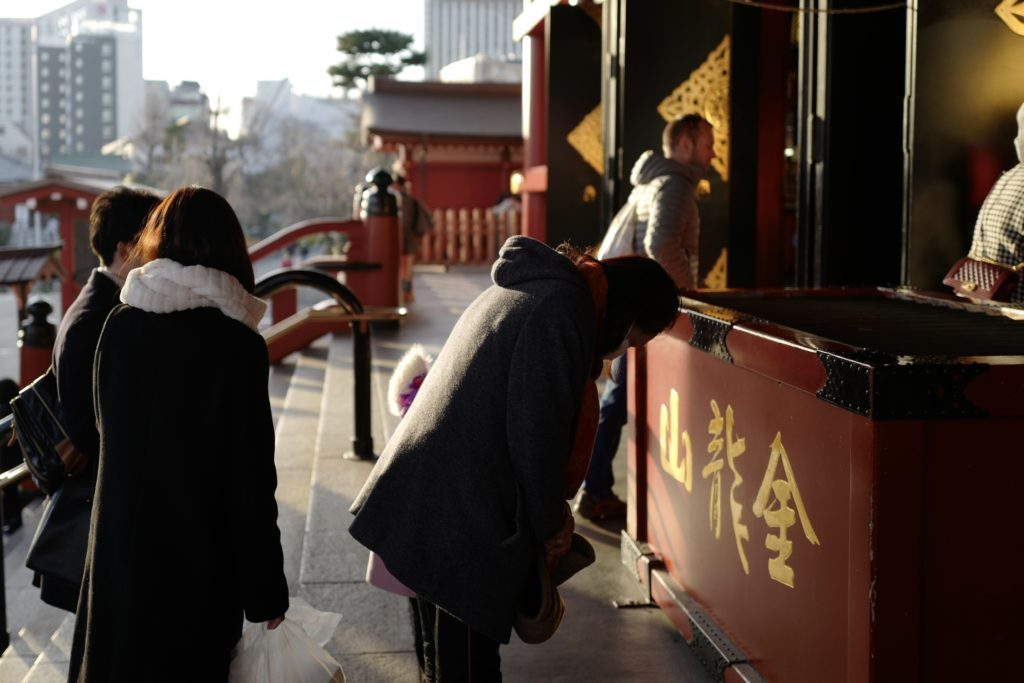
[9,367,85,495]
[25,473,93,587]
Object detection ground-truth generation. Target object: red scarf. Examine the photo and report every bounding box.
[564,257,607,498]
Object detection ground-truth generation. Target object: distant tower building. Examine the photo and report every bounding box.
[0,19,35,170]
[34,0,144,164]
[168,81,211,125]
[36,43,69,162]
[424,0,521,79]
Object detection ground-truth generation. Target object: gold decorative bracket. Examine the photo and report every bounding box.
[567,105,604,175]
[996,0,1024,35]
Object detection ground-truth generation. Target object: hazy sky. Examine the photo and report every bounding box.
[6,0,427,133]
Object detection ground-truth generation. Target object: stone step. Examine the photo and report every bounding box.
[295,317,430,683]
[0,496,68,683]
[268,355,297,429]
[272,339,330,593]
[20,614,72,682]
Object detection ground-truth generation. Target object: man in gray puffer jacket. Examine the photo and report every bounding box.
[631,113,715,290]
[579,113,716,521]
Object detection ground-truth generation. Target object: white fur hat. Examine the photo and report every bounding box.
[387,344,433,417]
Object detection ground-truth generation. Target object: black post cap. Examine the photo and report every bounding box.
[19,299,56,348]
[361,167,398,218]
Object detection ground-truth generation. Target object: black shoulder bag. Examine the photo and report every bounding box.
[10,366,92,598]
[9,366,86,495]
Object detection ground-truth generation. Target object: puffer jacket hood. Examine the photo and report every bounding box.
[491,235,583,290]
[630,150,705,188]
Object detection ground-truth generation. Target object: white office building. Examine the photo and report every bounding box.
[0,19,35,171]
[424,0,521,80]
[33,0,144,164]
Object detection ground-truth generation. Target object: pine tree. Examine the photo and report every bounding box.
[328,28,426,91]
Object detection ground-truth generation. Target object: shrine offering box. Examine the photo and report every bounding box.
[625,289,1024,683]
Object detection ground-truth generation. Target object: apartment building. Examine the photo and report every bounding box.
[19,0,144,166]
[0,18,34,171]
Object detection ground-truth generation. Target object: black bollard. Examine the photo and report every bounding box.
[18,300,56,388]
[344,318,374,460]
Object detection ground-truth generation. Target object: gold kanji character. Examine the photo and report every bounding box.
[659,389,693,491]
[702,400,725,539]
[752,432,820,588]
[724,404,749,574]
[700,401,750,573]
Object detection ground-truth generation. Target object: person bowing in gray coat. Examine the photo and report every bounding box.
[349,235,679,681]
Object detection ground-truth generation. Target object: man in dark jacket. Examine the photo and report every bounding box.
[36,186,158,611]
[579,114,716,520]
[393,173,432,304]
[350,236,678,680]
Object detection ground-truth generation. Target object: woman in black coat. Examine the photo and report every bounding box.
[68,187,288,682]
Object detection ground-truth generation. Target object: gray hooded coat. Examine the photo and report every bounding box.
[629,150,704,289]
[349,236,595,643]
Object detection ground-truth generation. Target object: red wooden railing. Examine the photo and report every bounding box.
[417,208,521,265]
[248,217,363,262]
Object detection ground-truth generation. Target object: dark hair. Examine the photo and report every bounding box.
[662,114,710,157]
[557,243,679,355]
[130,186,255,292]
[600,255,679,354]
[89,187,160,267]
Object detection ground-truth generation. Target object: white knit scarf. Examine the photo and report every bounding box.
[120,258,266,331]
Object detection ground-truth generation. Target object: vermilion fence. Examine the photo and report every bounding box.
[417,208,521,265]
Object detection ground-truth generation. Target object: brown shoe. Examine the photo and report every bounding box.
[574,492,627,520]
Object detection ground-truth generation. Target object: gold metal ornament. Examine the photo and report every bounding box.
[566,105,604,175]
[704,248,728,290]
[996,0,1024,36]
[657,35,731,182]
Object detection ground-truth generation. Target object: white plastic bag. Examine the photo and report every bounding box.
[230,597,345,683]
[286,597,343,648]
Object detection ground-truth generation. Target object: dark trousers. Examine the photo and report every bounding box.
[0,441,23,530]
[413,596,501,682]
[584,353,628,497]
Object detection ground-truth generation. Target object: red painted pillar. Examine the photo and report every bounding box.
[270,290,298,324]
[350,169,400,308]
[522,30,548,242]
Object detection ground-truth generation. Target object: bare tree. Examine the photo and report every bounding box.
[131,88,171,185]
[234,114,388,237]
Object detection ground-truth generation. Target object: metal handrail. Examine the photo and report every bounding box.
[0,462,28,490]
[254,268,377,460]
[254,268,364,314]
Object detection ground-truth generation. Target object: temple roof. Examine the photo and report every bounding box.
[0,244,65,285]
[361,78,522,147]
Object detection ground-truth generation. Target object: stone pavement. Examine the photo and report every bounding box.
[308,265,715,682]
